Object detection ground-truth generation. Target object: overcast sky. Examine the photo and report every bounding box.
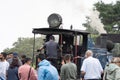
[0,0,117,51]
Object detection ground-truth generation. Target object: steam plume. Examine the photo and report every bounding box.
[89,10,107,34]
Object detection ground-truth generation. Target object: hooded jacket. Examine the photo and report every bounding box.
[103,63,120,80]
[38,59,59,80]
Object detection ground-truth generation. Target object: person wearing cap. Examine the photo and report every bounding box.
[7,56,20,80]
[7,52,22,66]
[0,52,9,80]
[13,52,22,66]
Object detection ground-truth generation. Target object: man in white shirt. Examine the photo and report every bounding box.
[81,50,103,80]
[0,52,9,80]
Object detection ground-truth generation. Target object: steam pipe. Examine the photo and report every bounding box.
[32,33,35,66]
[75,33,78,64]
[60,34,63,57]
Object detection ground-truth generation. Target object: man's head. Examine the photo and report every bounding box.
[10,57,19,68]
[13,52,18,57]
[85,50,93,58]
[0,52,7,61]
[49,36,55,41]
[37,54,45,63]
[21,54,26,59]
[24,57,32,65]
[111,57,120,67]
[64,54,71,63]
[7,52,13,59]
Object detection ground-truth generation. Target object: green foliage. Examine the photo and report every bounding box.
[83,17,99,34]
[94,1,120,33]
[3,37,44,57]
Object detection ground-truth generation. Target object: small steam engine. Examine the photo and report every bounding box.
[32,13,119,77]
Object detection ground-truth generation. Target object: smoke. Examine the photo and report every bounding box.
[49,0,88,30]
[32,0,93,30]
[33,0,108,32]
[89,10,107,34]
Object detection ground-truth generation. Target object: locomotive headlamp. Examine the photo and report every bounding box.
[47,13,62,28]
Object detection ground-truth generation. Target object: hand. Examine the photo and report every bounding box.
[61,60,65,65]
[37,49,41,52]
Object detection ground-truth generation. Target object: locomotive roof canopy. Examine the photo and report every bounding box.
[32,28,89,35]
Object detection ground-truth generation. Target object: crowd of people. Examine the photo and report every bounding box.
[0,51,74,80]
[0,52,37,80]
[0,50,120,80]
[0,35,120,80]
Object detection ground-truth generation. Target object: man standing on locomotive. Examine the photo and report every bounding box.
[38,35,61,68]
[39,35,60,58]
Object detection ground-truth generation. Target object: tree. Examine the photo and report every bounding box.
[94,1,120,33]
[4,37,44,57]
[93,1,120,55]
[83,16,99,34]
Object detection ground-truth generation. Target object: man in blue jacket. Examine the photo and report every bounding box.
[37,53,59,80]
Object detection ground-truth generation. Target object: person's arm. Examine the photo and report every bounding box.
[81,60,86,77]
[81,71,86,80]
[61,60,65,65]
[81,71,86,76]
[103,69,107,80]
[18,73,21,79]
[30,68,38,80]
[60,65,65,80]
[115,69,120,80]
[38,67,44,80]
[57,44,62,51]
[18,67,21,79]
[37,45,45,52]
[97,59,103,74]
[40,46,44,51]
[75,64,77,79]
[6,70,8,80]
[6,62,10,79]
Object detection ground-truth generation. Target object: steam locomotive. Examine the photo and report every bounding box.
[32,13,117,77]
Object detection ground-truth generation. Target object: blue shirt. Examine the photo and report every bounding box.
[7,67,19,80]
